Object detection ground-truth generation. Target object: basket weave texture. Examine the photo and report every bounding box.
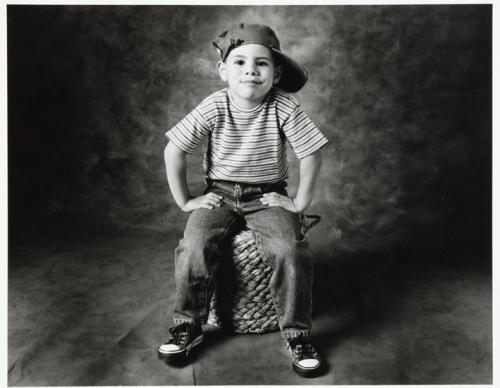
[207,229,279,334]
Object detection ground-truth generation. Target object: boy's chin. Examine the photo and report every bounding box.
[232,88,270,102]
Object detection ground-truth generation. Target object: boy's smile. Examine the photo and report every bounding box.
[218,44,281,110]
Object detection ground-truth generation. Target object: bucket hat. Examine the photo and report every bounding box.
[213,23,308,93]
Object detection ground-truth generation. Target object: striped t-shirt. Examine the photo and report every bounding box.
[165,87,328,184]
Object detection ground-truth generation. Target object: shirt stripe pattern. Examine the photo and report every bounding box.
[166,88,328,183]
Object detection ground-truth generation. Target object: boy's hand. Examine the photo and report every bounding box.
[260,192,303,213]
[181,193,223,212]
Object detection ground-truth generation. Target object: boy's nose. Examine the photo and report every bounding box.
[245,63,258,75]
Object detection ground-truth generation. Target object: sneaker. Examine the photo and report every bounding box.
[286,335,322,377]
[158,322,203,364]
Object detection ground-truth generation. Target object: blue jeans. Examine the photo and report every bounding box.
[172,179,313,338]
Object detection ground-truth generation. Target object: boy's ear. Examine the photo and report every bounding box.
[273,65,281,85]
[217,61,228,82]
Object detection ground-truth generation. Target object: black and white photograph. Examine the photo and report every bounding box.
[6,2,493,386]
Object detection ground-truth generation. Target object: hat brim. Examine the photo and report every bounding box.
[271,49,308,93]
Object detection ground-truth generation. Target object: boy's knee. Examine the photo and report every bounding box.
[267,236,309,267]
[174,230,227,278]
[180,227,225,257]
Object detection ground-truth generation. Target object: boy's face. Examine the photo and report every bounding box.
[218,44,281,109]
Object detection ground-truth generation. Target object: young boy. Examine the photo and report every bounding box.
[159,23,328,377]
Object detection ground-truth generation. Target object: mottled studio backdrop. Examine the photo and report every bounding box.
[8,5,491,261]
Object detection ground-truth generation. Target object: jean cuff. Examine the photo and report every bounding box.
[281,329,311,339]
[173,317,203,328]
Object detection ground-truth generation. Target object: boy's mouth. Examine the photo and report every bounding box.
[241,80,263,85]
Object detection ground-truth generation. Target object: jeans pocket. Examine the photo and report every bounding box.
[261,183,287,196]
[206,181,229,197]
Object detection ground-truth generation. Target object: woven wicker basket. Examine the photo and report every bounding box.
[207,215,320,334]
[207,229,279,333]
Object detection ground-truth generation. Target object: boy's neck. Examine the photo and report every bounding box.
[228,90,267,111]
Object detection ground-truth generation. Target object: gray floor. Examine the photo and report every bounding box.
[8,226,492,385]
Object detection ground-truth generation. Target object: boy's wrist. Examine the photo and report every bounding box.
[178,196,192,211]
[292,196,309,213]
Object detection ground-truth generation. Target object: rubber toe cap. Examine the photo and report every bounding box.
[159,344,181,353]
[298,359,320,368]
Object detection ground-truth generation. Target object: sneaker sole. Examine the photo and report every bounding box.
[158,335,204,364]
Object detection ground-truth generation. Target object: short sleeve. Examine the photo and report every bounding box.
[165,106,211,154]
[282,106,329,159]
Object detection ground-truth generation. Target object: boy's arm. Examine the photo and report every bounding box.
[165,141,222,212]
[294,150,323,212]
[260,149,322,213]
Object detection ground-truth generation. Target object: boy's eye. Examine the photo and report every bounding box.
[234,60,245,65]
[257,61,269,66]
